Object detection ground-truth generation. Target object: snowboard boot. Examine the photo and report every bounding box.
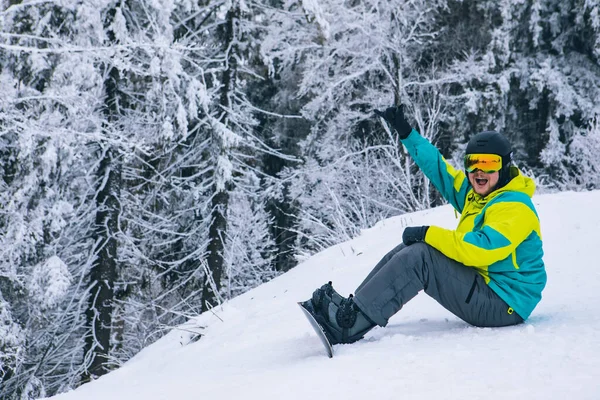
[299,281,341,325]
[311,281,344,316]
[315,294,376,345]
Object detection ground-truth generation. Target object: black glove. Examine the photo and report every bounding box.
[402,226,430,246]
[374,105,412,139]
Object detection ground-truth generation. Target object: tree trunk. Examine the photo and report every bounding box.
[202,190,228,311]
[83,146,121,382]
[82,60,123,382]
[202,3,240,312]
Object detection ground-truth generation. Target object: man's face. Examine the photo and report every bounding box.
[468,169,500,196]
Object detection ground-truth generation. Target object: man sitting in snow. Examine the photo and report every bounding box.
[302,105,547,345]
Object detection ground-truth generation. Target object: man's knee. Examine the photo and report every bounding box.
[397,242,435,263]
[387,242,436,281]
[407,242,433,253]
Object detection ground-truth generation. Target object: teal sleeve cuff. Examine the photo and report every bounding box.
[400,128,421,144]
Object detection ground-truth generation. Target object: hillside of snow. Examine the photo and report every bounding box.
[48,190,600,400]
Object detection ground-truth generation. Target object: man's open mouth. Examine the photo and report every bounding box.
[475,178,488,185]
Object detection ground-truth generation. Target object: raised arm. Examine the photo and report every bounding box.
[375,106,470,213]
[401,130,470,213]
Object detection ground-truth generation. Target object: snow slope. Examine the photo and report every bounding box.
[48,190,600,400]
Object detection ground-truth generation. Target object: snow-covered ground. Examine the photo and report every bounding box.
[48,190,600,400]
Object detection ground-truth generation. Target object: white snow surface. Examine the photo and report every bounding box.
[49,190,600,400]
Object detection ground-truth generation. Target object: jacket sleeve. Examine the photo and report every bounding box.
[424,200,539,267]
[401,129,470,213]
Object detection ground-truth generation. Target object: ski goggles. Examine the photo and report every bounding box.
[464,153,503,173]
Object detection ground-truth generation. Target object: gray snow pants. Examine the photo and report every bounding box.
[353,243,524,327]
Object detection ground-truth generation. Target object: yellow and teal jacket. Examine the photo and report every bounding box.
[401,129,546,320]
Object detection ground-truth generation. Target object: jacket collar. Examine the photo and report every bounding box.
[470,166,536,204]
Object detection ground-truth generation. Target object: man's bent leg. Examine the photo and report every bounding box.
[353,243,523,328]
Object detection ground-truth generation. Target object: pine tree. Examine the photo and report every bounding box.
[169,0,288,310]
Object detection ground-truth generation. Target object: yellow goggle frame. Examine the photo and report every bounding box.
[464,153,503,173]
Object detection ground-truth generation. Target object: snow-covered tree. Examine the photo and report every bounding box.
[163,0,291,311]
[565,117,600,189]
[0,1,98,396]
[223,173,277,299]
[440,0,600,185]
[263,0,453,256]
[0,294,23,392]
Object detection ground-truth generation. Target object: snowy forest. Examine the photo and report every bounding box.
[0,0,599,398]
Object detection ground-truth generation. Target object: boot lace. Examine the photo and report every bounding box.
[336,295,358,328]
[312,281,333,309]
